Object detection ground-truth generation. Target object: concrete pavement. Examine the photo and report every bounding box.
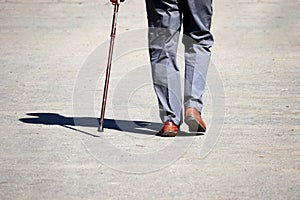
[0,0,299,199]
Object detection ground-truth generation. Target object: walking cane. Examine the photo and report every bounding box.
[98,3,120,132]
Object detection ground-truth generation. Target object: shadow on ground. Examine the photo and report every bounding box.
[19,113,198,137]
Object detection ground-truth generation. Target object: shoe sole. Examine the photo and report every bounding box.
[156,131,178,137]
[185,116,206,133]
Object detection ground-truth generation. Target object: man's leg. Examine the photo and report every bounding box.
[182,0,214,113]
[145,0,183,126]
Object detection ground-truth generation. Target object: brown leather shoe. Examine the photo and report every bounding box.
[157,121,179,137]
[185,107,206,133]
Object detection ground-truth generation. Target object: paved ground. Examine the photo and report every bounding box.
[0,0,299,199]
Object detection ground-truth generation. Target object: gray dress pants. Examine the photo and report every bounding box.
[145,0,214,126]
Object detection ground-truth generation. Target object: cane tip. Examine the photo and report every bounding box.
[98,122,104,132]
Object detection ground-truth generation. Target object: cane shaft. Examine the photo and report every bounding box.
[99,4,119,132]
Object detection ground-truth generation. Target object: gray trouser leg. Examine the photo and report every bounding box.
[182,0,214,113]
[145,0,213,126]
[145,0,182,126]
